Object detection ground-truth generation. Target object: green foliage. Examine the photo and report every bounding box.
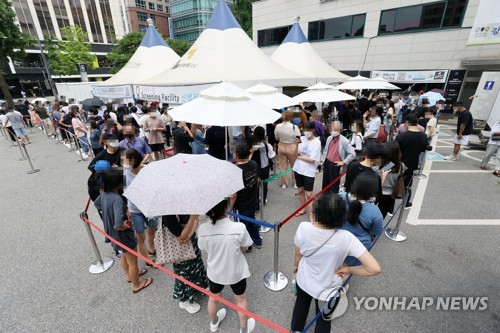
[166,38,191,57]
[231,0,255,38]
[106,32,143,74]
[46,26,95,76]
[0,0,33,68]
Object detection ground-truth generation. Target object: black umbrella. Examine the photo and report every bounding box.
[82,97,105,111]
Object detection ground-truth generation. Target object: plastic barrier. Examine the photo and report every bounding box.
[80,202,288,333]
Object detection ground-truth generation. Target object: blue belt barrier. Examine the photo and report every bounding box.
[227,212,276,229]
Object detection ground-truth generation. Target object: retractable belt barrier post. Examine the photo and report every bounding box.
[60,128,76,152]
[385,189,410,242]
[80,202,288,332]
[0,126,6,138]
[414,151,428,179]
[12,132,27,161]
[259,167,293,233]
[20,141,40,174]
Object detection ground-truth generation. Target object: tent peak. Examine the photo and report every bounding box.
[205,0,241,31]
[147,18,154,26]
[282,20,308,44]
[140,24,170,48]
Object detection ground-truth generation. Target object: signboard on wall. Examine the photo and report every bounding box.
[467,0,500,45]
[371,70,449,83]
[444,70,466,104]
[133,83,216,104]
[91,85,133,99]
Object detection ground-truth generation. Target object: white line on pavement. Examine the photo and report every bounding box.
[406,219,500,226]
[430,170,492,173]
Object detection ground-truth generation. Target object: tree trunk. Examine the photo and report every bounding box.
[0,71,14,107]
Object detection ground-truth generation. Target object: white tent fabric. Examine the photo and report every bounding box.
[293,83,356,103]
[246,83,296,109]
[270,20,350,83]
[140,0,306,88]
[96,20,180,88]
[336,75,401,90]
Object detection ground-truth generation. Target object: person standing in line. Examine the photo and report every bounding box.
[205,125,227,160]
[320,121,356,194]
[362,108,381,145]
[293,122,322,221]
[161,105,173,147]
[70,106,90,155]
[291,193,381,333]
[198,200,255,333]
[250,126,275,205]
[144,111,165,160]
[350,120,364,159]
[191,124,207,154]
[94,169,153,293]
[424,107,438,141]
[172,121,194,154]
[2,106,30,144]
[378,141,407,218]
[0,109,17,143]
[445,101,473,161]
[118,124,151,165]
[88,120,103,156]
[480,119,500,176]
[229,144,261,251]
[395,114,429,208]
[274,110,301,189]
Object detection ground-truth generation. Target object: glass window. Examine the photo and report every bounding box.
[379,0,467,35]
[52,0,70,31]
[32,0,56,38]
[150,13,156,22]
[84,0,103,43]
[139,25,148,33]
[99,0,115,43]
[69,0,88,39]
[137,11,148,21]
[351,14,365,37]
[12,0,36,36]
[308,14,366,42]
[136,0,146,9]
[257,26,291,47]
[149,2,155,10]
[157,4,163,11]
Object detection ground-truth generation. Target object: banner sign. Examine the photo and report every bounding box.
[133,84,216,104]
[444,70,466,104]
[468,0,500,45]
[91,85,133,99]
[371,70,448,83]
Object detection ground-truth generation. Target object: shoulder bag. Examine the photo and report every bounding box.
[154,216,197,265]
[391,166,406,199]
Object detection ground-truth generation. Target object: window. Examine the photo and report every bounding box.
[308,14,366,42]
[149,2,155,10]
[257,25,292,47]
[157,4,163,11]
[137,11,148,21]
[139,25,148,33]
[150,13,156,22]
[379,0,467,35]
[136,0,146,9]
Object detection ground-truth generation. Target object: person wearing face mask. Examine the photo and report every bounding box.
[350,120,364,158]
[275,110,301,189]
[293,122,322,220]
[122,148,158,267]
[320,121,356,194]
[445,101,473,161]
[118,124,151,165]
[435,100,445,122]
[362,108,381,145]
[250,126,276,206]
[425,107,437,141]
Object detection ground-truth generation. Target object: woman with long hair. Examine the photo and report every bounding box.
[274,110,301,188]
[191,123,206,154]
[197,199,255,333]
[379,141,407,218]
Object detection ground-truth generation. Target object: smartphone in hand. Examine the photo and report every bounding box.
[381,162,395,172]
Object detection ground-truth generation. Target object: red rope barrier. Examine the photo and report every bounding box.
[279,170,347,228]
[80,212,288,333]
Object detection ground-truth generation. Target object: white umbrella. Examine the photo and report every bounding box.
[369,77,401,90]
[246,83,296,109]
[31,97,48,104]
[169,81,281,126]
[419,92,446,106]
[336,75,400,90]
[293,82,356,103]
[124,154,244,218]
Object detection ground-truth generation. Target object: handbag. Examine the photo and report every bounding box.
[391,169,406,200]
[376,125,387,143]
[303,230,337,258]
[154,223,197,265]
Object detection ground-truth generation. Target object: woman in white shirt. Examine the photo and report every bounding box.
[293,122,321,221]
[291,194,381,333]
[197,200,255,333]
[274,110,301,189]
[350,120,364,158]
[425,107,438,140]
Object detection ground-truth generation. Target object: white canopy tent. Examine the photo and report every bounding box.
[91,19,180,99]
[293,82,356,103]
[270,19,350,84]
[336,75,401,90]
[139,0,306,89]
[246,83,296,109]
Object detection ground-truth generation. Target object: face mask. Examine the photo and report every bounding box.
[123,164,132,170]
[304,131,313,138]
[437,105,444,111]
[332,131,340,137]
[125,133,134,139]
[252,145,260,150]
[351,126,357,132]
[425,115,431,119]
[107,140,119,148]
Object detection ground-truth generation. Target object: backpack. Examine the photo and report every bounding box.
[376,125,387,143]
[264,142,274,171]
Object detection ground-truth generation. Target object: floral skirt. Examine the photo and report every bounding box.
[172,234,208,303]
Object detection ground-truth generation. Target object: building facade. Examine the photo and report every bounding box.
[171,0,232,43]
[253,0,500,106]
[124,0,171,36]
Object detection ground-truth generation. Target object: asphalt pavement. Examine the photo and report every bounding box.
[0,126,498,333]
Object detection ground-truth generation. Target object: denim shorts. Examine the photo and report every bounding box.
[14,127,28,137]
[130,212,158,233]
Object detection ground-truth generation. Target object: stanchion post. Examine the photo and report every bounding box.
[80,212,114,274]
[13,134,27,160]
[414,151,427,179]
[385,193,408,242]
[263,223,288,291]
[259,182,271,233]
[21,143,40,174]
[72,133,88,162]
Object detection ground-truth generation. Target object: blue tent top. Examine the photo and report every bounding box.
[140,22,170,48]
[282,22,308,44]
[205,0,241,31]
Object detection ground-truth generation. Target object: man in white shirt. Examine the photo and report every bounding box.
[363,108,381,145]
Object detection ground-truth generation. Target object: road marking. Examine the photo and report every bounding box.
[430,170,492,173]
[406,218,500,226]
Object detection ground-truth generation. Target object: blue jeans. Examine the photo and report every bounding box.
[236,208,262,246]
[78,135,89,153]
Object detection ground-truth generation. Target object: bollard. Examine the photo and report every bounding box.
[21,143,40,174]
[80,212,114,274]
[259,183,271,233]
[414,151,427,179]
[263,223,288,291]
[385,192,408,242]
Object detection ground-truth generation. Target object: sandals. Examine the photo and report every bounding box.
[128,269,148,283]
[133,277,153,294]
[493,171,500,177]
[148,250,156,256]
[294,211,306,217]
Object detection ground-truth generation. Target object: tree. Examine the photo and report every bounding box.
[231,0,255,38]
[106,32,143,74]
[166,38,191,57]
[46,26,95,76]
[0,0,33,106]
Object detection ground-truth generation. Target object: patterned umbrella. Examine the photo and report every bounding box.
[123,153,244,218]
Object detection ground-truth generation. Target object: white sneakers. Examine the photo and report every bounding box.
[210,308,227,332]
[179,300,201,314]
[444,155,459,161]
[242,318,255,333]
